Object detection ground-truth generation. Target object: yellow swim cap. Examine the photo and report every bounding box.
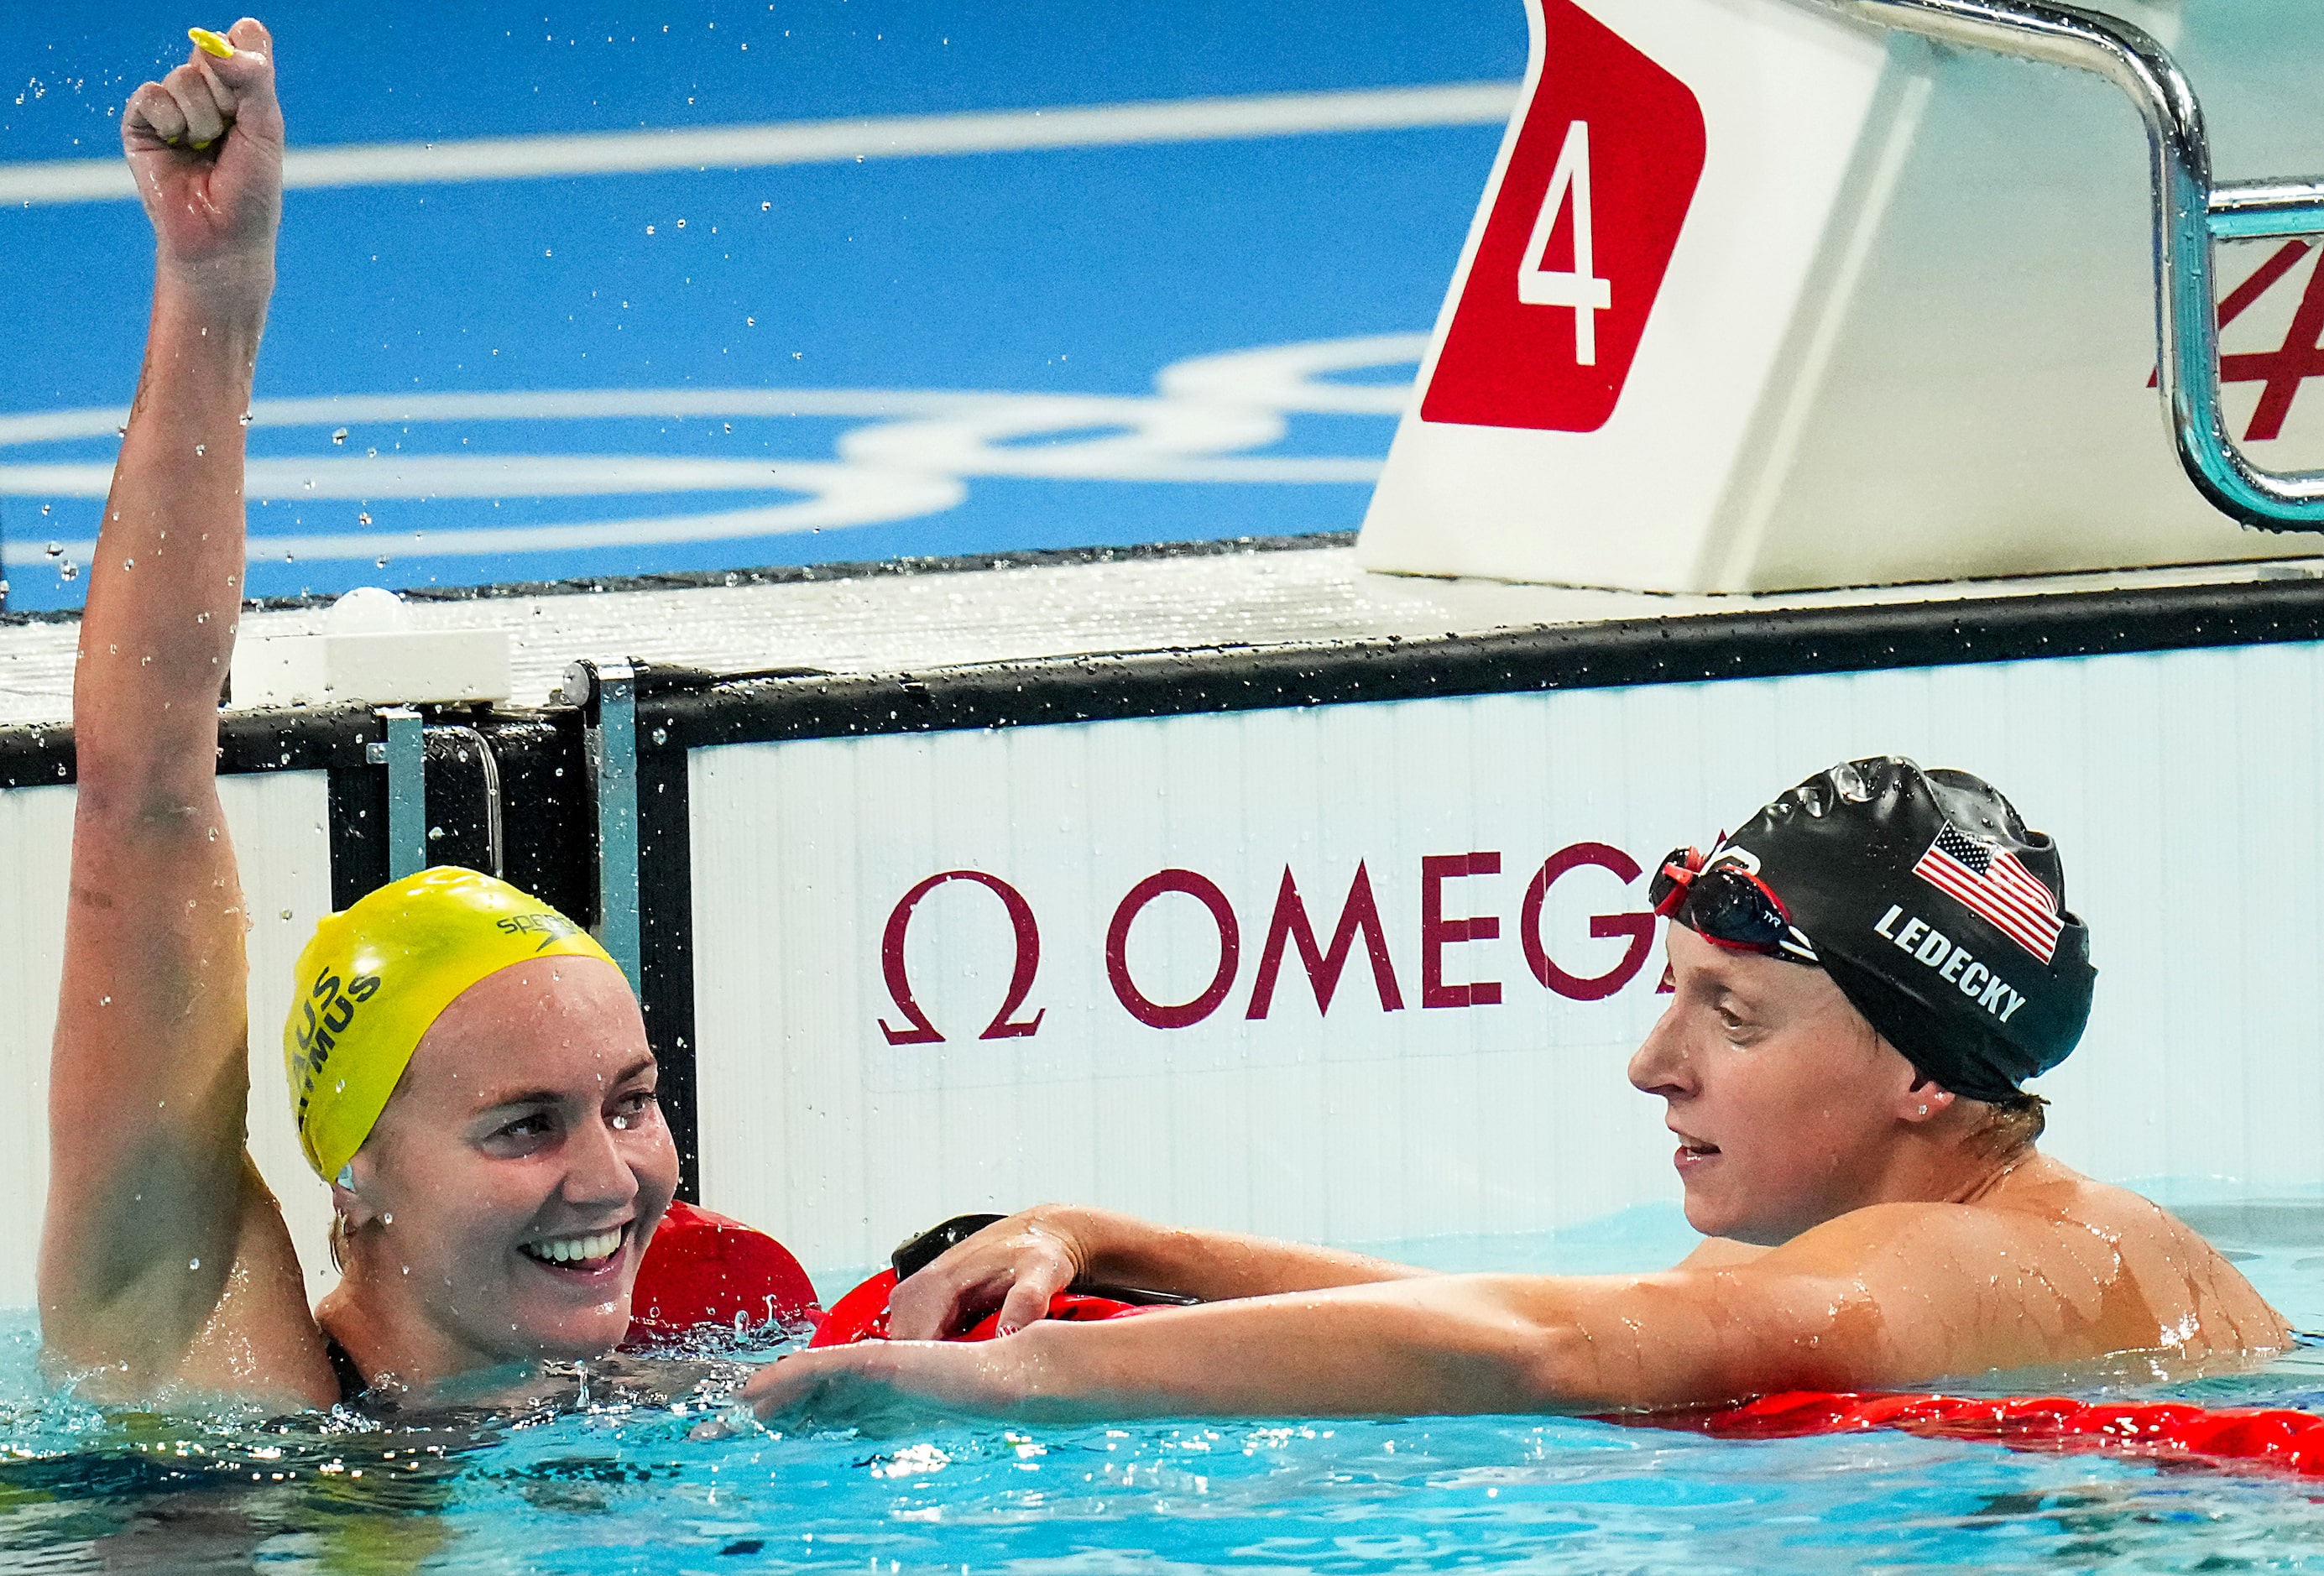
[284,867,619,1181]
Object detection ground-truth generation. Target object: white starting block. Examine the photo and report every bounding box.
[1359,0,2324,592]
[228,587,512,708]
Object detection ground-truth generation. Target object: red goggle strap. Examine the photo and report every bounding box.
[1652,847,1705,917]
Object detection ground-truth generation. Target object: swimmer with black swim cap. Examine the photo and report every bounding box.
[745,758,2290,1424]
[1639,756,2094,1245]
[39,23,684,1408]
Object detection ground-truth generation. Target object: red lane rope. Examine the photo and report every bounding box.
[1644,1391,2324,1478]
[624,1230,2323,1478]
[807,1268,1150,1348]
[624,1199,823,1344]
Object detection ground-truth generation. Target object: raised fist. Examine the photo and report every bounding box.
[121,18,283,292]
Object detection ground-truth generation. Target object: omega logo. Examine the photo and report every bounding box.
[877,870,1047,1046]
[875,843,1661,1045]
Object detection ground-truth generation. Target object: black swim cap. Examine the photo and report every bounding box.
[1710,757,2095,1104]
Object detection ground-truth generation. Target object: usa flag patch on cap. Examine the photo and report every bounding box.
[1912,822,2062,963]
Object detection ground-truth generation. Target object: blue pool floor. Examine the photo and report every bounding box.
[0,0,1525,612]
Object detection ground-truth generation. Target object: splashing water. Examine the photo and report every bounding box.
[0,1208,2316,1572]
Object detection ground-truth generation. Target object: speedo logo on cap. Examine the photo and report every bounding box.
[496,911,583,952]
[1873,905,2028,1025]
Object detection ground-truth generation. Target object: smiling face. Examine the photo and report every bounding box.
[340,955,679,1371]
[1627,926,1930,1245]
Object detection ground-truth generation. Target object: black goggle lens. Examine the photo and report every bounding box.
[1651,847,1794,953]
[1684,868,1789,947]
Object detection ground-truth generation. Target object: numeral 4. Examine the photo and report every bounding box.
[1517,119,1613,366]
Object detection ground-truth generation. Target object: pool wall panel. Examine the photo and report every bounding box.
[0,774,337,1310]
[687,642,2324,1278]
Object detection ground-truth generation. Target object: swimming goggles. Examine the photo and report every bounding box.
[1648,847,1820,964]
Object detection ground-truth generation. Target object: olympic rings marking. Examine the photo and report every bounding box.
[0,335,1424,566]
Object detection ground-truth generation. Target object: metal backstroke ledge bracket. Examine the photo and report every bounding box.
[1815,0,2324,530]
[369,706,427,881]
[562,658,643,992]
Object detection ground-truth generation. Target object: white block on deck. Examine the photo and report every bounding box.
[228,587,511,707]
[1359,0,2322,593]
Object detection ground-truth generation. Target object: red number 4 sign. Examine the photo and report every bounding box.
[1422,0,1707,434]
[2150,238,2324,443]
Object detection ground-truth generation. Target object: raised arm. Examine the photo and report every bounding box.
[885,1204,1431,1340]
[39,18,331,1405]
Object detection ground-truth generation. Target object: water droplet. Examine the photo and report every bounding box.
[189,1258,201,1271]
[723,422,732,433]
[39,503,50,516]
[375,556,388,568]
[238,410,252,426]
[358,511,373,526]
[651,727,668,745]
[59,561,77,581]
[745,316,755,326]
[761,201,770,211]
[98,995,111,1005]
[676,217,686,228]
[43,542,59,557]
[645,224,655,235]
[122,558,133,570]
[279,909,292,921]
[332,427,347,445]
[115,425,125,437]
[193,444,205,457]
[427,826,444,841]
[366,446,378,458]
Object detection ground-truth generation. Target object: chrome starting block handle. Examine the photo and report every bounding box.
[1820,0,2324,530]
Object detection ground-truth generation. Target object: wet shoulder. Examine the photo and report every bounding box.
[1995,1164,2291,1354]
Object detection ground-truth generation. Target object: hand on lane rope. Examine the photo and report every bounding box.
[885,1209,1088,1341]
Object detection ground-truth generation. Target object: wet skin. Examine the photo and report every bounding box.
[742,927,2290,1425]
[317,955,680,1392]
[38,20,676,1409]
[1632,924,1933,1245]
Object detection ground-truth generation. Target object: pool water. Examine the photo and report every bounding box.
[4,1192,2321,1575]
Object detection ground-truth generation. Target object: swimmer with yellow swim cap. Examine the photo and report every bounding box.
[39,21,678,1408]
[290,869,676,1396]
[286,867,623,1185]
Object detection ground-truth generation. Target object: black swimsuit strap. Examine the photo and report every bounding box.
[323,1334,367,1406]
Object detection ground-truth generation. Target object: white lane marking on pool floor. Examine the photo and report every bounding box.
[0,82,1518,206]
